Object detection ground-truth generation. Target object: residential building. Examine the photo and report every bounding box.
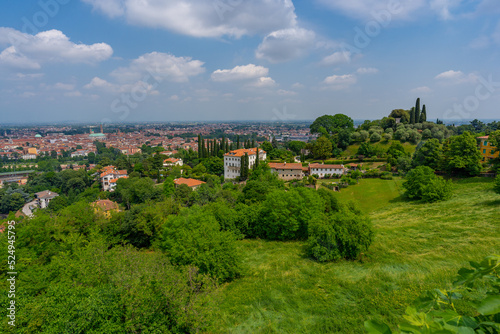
[309,163,345,178]
[92,199,120,217]
[478,136,499,162]
[100,166,128,191]
[173,177,205,190]
[34,190,59,209]
[163,158,183,167]
[268,162,304,181]
[224,148,267,180]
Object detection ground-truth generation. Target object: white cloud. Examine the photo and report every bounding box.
[323,74,357,90]
[411,86,432,94]
[169,95,180,101]
[81,0,297,38]
[292,82,304,89]
[435,70,478,84]
[0,28,112,69]
[84,77,116,91]
[111,52,205,83]
[247,77,277,88]
[54,83,76,91]
[316,0,467,21]
[256,28,316,63]
[211,64,269,82]
[357,67,379,74]
[277,89,297,96]
[320,51,351,66]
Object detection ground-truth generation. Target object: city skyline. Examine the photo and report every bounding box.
[1,0,500,123]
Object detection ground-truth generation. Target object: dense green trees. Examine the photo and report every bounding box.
[312,136,333,160]
[412,139,443,170]
[403,166,452,202]
[442,132,482,176]
[494,175,500,194]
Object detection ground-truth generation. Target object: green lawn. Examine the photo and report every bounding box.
[210,178,500,333]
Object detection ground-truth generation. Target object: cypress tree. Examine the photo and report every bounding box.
[197,134,201,159]
[240,153,249,180]
[410,107,415,124]
[415,98,421,123]
[251,139,255,148]
[237,135,240,149]
[420,105,427,123]
[225,140,229,153]
[254,148,260,170]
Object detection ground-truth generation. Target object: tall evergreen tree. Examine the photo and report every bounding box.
[420,105,427,123]
[251,139,255,148]
[237,136,240,149]
[240,153,249,180]
[410,107,415,124]
[197,134,201,159]
[254,148,260,170]
[415,98,421,123]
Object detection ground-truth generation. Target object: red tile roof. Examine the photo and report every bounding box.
[224,148,265,157]
[174,177,205,188]
[268,162,303,170]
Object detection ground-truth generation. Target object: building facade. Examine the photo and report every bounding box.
[478,136,499,162]
[308,163,345,178]
[100,166,128,191]
[223,148,267,180]
[268,162,304,181]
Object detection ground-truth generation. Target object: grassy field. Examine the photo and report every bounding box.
[210,178,499,333]
[342,140,417,158]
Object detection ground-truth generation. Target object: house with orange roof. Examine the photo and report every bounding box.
[268,162,304,181]
[173,177,205,190]
[309,163,345,178]
[163,157,183,167]
[92,199,120,217]
[223,148,266,180]
[100,166,128,191]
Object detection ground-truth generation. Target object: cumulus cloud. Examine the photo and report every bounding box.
[0,28,112,69]
[211,64,269,82]
[435,70,478,84]
[320,51,351,66]
[357,67,379,74]
[256,28,316,63]
[111,52,205,83]
[81,0,297,38]
[247,77,277,88]
[323,74,357,90]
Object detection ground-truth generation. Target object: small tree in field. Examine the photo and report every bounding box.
[403,166,452,202]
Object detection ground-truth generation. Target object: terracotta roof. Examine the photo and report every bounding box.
[174,177,205,188]
[309,164,344,169]
[268,162,303,170]
[224,148,265,157]
[92,199,119,211]
[35,190,59,200]
[164,158,181,163]
[477,136,489,139]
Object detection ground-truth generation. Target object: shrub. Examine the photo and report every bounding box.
[380,172,393,180]
[160,208,242,282]
[306,207,374,262]
[370,132,382,142]
[403,166,452,202]
[494,175,500,194]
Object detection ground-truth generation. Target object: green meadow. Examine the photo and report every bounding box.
[210,177,499,333]
[341,141,417,158]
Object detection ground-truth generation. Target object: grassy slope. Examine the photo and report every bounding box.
[211,178,499,333]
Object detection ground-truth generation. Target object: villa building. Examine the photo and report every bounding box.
[223,148,267,180]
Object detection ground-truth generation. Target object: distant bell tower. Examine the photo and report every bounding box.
[100,124,103,134]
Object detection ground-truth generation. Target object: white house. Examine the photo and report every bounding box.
[34,190,59,209]
[224,148,266,180]
[163,158,183,167]
[308,163,345,178]
[100,166,128,191]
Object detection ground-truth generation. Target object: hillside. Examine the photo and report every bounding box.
[210,177,499,333]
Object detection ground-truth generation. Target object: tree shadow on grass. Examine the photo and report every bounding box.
[482,199,500,207]
[388,195,408,204]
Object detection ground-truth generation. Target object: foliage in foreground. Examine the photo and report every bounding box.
[365,254,500,334]
[403,166,452,202]
[494,175,500,194]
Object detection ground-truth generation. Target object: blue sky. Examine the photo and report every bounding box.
[1,0,500,124]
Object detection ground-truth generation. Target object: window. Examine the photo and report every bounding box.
[483,149,487,154]
[484,141,488,146]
